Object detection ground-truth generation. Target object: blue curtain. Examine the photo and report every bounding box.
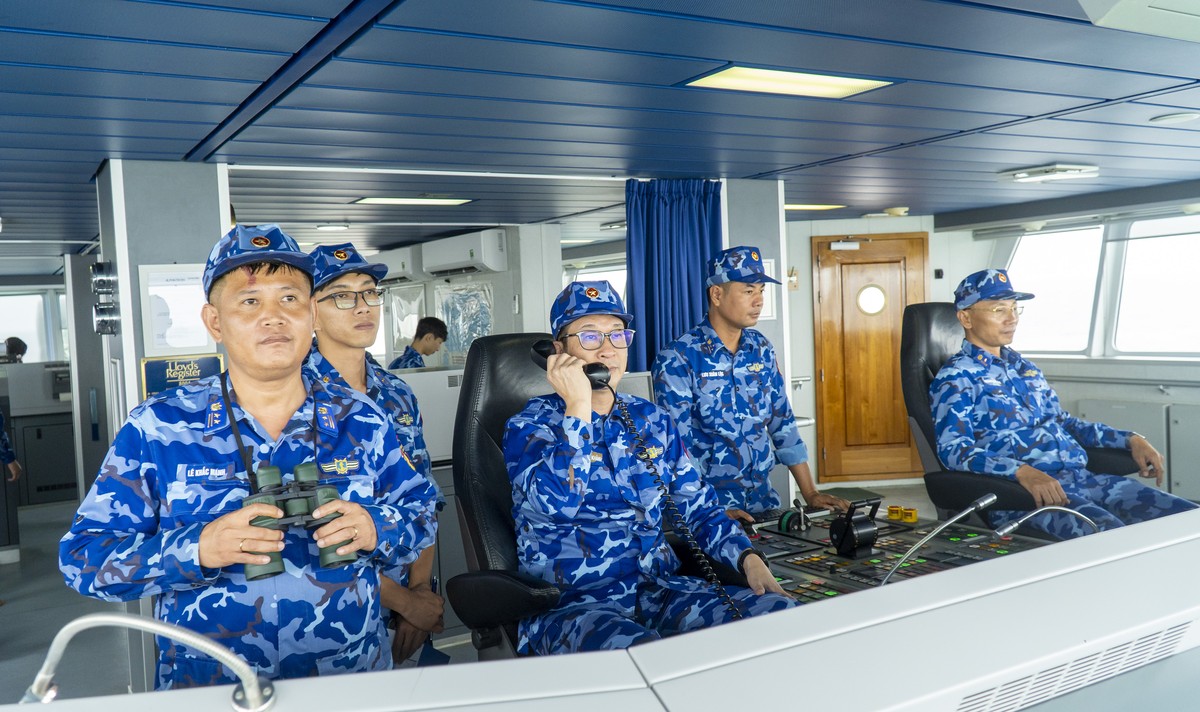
[625,179,723,372]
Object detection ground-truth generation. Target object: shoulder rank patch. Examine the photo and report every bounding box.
[643,446,663,460]
[205,399,227,431]
[397,413,414,426]
[319,457,360,476]
[1022,369,1038,378]
[315,404,337,435]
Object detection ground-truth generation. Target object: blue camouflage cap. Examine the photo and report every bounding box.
[706,245,781,287]
[309,242,388,292]
[203,224,314,296]
[550,280,634,335]
[954,268,1035,309]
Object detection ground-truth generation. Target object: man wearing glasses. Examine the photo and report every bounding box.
[504,281,792,655]
[653,246,848,524]
[931,268,1195,539]
[304,244,445,665]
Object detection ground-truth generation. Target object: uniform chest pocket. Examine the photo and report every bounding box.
[164,476,248,526]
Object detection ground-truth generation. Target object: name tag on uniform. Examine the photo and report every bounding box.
[179,463,235,482]
[700,370,725,378]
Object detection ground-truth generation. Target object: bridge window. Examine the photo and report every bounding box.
[1006,226,1104,353]
[1114,216,1200,353]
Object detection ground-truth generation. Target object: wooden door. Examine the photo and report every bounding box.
[812,233,926,482]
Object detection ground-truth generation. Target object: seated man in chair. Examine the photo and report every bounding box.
[504,281,794,655]
[931,268,1196,539]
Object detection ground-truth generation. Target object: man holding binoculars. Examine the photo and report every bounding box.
[59,224,439,689]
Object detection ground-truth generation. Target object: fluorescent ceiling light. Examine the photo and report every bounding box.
[1149,112,1200,125]
[600,220,627,230]
[315,223,349,231]
[231,164,628,182]
[687,67,891,99]
[998,164,1099,183]
[562,238,599,245]
[785,204,845,211]
[355,197,473,206]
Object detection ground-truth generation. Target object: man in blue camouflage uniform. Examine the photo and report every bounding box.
[60,225,438,688]
[303,242,444,665]
[505,280,795,655]
[388,317,447,370]
[931,268,1196,539]
[653,246,848,522]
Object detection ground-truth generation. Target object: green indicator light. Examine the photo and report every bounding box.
[949,537,961,541]
[997,550,1009,555]
[825,591,838,596]
[966,533,978,537]
[870,559,881,564]
[915,558,926,563]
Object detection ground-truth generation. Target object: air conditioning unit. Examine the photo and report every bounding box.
[375,246,421,283]
[1080,0,1200,43]
[422,229,508,277]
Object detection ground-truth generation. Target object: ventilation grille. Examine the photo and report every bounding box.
[957,622,1191,712]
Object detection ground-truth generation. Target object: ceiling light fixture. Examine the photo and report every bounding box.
[315,223,349,231]
[355,197,473,206]
[562,238,599,245]
[600,220,627,230]
[998,164,1099,183]
[1149,112,1200,125]
[687,66,891,98]
[785,204,846,211]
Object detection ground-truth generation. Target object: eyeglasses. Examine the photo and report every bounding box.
[563,329,636,350]
[317,288,385,310]
[969,305,1024,316]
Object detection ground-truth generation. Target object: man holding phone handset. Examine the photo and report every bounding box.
[504,281,794,655]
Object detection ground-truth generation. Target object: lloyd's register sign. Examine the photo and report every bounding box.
[140,355,224,400]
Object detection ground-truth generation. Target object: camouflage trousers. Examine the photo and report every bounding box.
[522,576,796,655]
[988,469,1197,540]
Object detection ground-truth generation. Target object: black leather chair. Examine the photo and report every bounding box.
[899,302,1137,529]
[444,332,561,660]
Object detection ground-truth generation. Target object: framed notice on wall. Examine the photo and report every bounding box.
[140,354,224,401]
[138,264,215,358]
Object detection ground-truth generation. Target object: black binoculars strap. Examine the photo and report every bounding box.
[220,370,324,495]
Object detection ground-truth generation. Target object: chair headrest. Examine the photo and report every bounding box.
[456,333,553,449]
[900,302,963,448]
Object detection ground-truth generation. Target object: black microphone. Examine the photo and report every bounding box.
[992,505,1099,539]
[877,493,997,587]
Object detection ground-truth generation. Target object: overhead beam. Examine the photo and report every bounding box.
[185,0,406,162]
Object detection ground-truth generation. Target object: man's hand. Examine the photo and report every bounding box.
[724,508,755,525]
[545,352,595,420]
[384,581,445,663]
[804,491,850,512]
[1015,465,1067,507]
[5,460,21,482]
[198,503,285,569]
[312,500,378,556]
[1129,435,1165,486]
[742,553,785,596]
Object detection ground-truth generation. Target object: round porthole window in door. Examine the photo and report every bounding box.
[856,284,886,315]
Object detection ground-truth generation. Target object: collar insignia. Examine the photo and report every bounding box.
[319,457,360,476]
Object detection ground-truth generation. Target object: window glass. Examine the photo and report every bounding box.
[57,292,68,360]
[1115,229,1200,353]
[565,265,627,302]
[1006,227,1104,352]
[0,293,47,362]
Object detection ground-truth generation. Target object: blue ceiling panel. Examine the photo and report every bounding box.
[232,124,884,160]
[940,132,1200,162]
[0,32,288,82]
[0,92,236,124]
[0,65,259,105]
[341,26,723,86]
[381,0,1185,97]
[257,106,941,146]
[281,79,1010,133]
[0,0,331,51]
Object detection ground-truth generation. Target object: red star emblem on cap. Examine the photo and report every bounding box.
[998,273,1008,283]
[585,286,600,298]
[750,251,759,260]
[250,236,270,247]
[333,249,348,260]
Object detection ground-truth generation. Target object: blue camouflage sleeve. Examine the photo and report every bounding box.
[658,411,750,570]
[763,345,807,466]
[930,372,1023,479]
[652,348,696,446]
[362,416,438,570]
[60,418,217,602]
[504,400,596,521]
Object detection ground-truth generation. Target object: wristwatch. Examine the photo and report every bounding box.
[738,547,769,573]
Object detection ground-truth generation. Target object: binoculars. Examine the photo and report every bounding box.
[240,462,356,580]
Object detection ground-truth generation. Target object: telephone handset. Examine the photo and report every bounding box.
[530,339,611,390]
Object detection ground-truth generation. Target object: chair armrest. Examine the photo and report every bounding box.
[1084,447,1138,476]
[445,570,561,631]
[924,470,1036,513]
